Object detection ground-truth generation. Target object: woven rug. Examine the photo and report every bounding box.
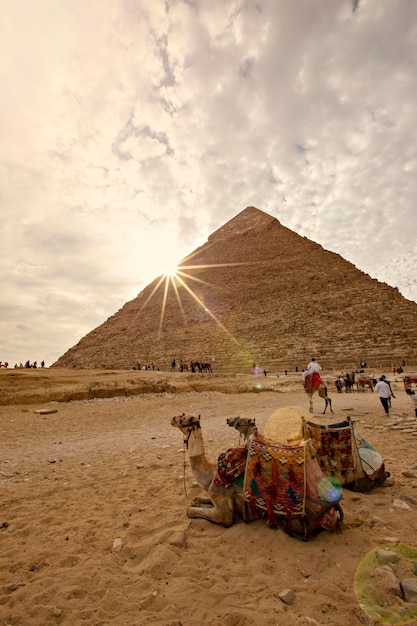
[243,438,306,522]
[213,446,248,488]
[302,419,357,482]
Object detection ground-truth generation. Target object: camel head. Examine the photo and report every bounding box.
[171,413,201,440]
[227,416,258,440]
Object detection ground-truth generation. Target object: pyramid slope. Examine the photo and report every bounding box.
[53,207,417,371]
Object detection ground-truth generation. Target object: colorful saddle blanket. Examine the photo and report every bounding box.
[213,446,248,487]
[302,419,356,483]
[243,437,341,530]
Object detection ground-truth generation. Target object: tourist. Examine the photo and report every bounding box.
[375,376,391,416]
[302,357,323,393]
[302,357,322,381]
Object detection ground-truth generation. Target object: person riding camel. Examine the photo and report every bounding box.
[303,357,324,393]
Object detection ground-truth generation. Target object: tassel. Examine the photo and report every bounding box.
[266,499,275,523]
[249,477,260,496]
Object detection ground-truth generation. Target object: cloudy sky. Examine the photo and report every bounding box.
[1,0,417,367]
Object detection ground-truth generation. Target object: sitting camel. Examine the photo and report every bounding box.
[304,374,333,414]
[226,416,258,441]
[171,413,246,527]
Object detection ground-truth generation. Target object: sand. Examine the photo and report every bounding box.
[1,369,417,626]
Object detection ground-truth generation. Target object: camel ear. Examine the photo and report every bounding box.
[198,415,201,421]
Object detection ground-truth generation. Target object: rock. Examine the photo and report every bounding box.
[400,577,417,601]
[402,470,417,478]
[279,588,295,604]
[167,531,186,549]
[400,494,417,505]
[392,499,412,510]
[112,537,123,553]
[376,549,400,565]
[374,566,402,596]
[357,603,383,626]
[52,607,62,617]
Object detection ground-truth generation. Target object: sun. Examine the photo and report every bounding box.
[140,252,266,341]
[163,265,179,279]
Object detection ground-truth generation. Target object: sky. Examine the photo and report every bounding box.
[1,0,417,367]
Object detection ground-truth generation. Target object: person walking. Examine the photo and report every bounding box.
[375,376,392,416]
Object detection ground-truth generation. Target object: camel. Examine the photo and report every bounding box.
[171,413,344,537]
[171,413,245,527]
[403,375,417,391]
[356,376,375,392]
[304,378,333,414]
[226,416,258,441]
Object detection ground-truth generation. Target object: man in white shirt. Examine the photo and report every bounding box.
[303,357,322,381]
[302,357,324,393]
[375,376,391,415]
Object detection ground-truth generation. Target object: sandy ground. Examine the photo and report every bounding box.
[1,369,417,626]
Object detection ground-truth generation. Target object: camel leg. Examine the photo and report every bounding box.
[187,493,234,527]
[322,398,333,414]
[308,394,313,413]
[191,495,213,507]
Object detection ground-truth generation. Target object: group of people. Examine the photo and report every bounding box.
[132,362,158,371]
[0,360,45,369]
[302,357,417,418]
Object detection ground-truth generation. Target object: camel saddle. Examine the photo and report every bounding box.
[304,372,324,392]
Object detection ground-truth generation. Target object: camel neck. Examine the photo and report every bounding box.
[186,427,205,457]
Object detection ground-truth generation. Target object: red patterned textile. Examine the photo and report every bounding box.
[213,446,248,487]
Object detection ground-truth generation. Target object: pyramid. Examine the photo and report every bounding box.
[53,207,417,371]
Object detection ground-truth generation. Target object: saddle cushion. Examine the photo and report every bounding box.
[213,446,248,488]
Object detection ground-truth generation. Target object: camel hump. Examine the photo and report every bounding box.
[263,405,306,443]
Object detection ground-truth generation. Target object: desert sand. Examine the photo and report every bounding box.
[1,368,417,626]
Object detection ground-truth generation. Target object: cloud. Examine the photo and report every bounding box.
[0,0,416,365]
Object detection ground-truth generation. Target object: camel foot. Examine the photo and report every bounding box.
[191,496,213,507]
[187,506,233,527]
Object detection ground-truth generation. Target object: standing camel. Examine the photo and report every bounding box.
[171,414,245,527]
[304,378,333,414]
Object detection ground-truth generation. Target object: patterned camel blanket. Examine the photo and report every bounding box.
[213,446,248,488]
[243,438,307,522]
[301,418,363,484]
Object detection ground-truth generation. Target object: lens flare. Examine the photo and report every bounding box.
[139,252,266,347]
[355,543,417,625]
[317,477,343,503]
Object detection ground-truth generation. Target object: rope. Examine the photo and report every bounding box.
[181,441,190,510]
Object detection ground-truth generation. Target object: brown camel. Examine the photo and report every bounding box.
[226,416,258,441]
[171,413,245,527]
[304,379,333,414]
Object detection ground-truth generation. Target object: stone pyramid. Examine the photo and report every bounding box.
[53,206,417,371]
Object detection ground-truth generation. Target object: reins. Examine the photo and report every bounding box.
[181,420,201,508]
[182,421,200,449]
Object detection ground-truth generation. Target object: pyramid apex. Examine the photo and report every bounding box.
[209,206,278,242]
